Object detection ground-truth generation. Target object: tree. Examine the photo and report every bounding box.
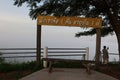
[13,0,120,61]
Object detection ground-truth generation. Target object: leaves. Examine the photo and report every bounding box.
[13,0,120,37]
[75,27,114,37]
[14,0,42,8]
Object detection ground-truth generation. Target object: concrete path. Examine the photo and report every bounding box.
[20,68,118,80]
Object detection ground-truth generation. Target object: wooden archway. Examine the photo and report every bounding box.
[36,15,102,65]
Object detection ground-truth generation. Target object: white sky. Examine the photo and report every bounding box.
[0,0,119,60]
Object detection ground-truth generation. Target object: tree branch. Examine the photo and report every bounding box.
[75,27,114,37]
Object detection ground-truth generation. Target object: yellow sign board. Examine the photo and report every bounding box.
[37,15,102,28]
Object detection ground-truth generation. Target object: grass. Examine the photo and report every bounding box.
[0,61,43,72]
[0,61,43,80]
[0,60,119,72]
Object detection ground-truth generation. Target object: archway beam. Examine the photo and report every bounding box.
[36,15,102,65]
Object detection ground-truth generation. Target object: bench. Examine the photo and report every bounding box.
[42,58,95,74]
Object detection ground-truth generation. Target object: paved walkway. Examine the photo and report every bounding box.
[20,68,118,80]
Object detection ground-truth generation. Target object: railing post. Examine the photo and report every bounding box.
[83,54,86,60]
[85,47,89,60]
[43,47,48,68]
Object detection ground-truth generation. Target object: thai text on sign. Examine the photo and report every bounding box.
[37,15,102,28]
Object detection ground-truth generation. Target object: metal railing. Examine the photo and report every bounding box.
[98,52,119,62]
[0,47,89,61]
[109,53,119,55]
[0,47,119,63]
[43,47,89,67]
[45,47,88,58]
[0,48,43,58]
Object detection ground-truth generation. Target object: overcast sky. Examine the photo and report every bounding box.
[0,0,119,60]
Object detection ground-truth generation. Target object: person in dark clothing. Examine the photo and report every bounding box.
[102,46,109,64]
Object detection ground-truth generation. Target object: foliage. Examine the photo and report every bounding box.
[76,27,114,37]
[14,0,105,18]
[13,0,120,37]
[0,52,4,63]
[0,61,43,72]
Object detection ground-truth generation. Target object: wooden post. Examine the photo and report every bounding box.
[43,47,48,68]
[95,28,101,67]
[36,25,41,66]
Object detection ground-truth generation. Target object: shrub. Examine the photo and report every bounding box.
[0,61,43,72]
[0,52,4,63]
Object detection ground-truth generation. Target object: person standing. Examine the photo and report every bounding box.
[102,46,109,64]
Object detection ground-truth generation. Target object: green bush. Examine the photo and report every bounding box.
[0,61,43,72]
[0,52,4,63]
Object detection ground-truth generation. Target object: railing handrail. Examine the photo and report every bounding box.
[101,53,119,55]
[0,48,43,50]
[109,53,119,55]
[0,47,88,61]
[48,48,86,50]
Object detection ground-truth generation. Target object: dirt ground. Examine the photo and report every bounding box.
[0,70,32,80]
[98,64,120,79]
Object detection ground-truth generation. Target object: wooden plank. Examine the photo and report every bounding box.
[42,58,95,63]
[37,15,102,28]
